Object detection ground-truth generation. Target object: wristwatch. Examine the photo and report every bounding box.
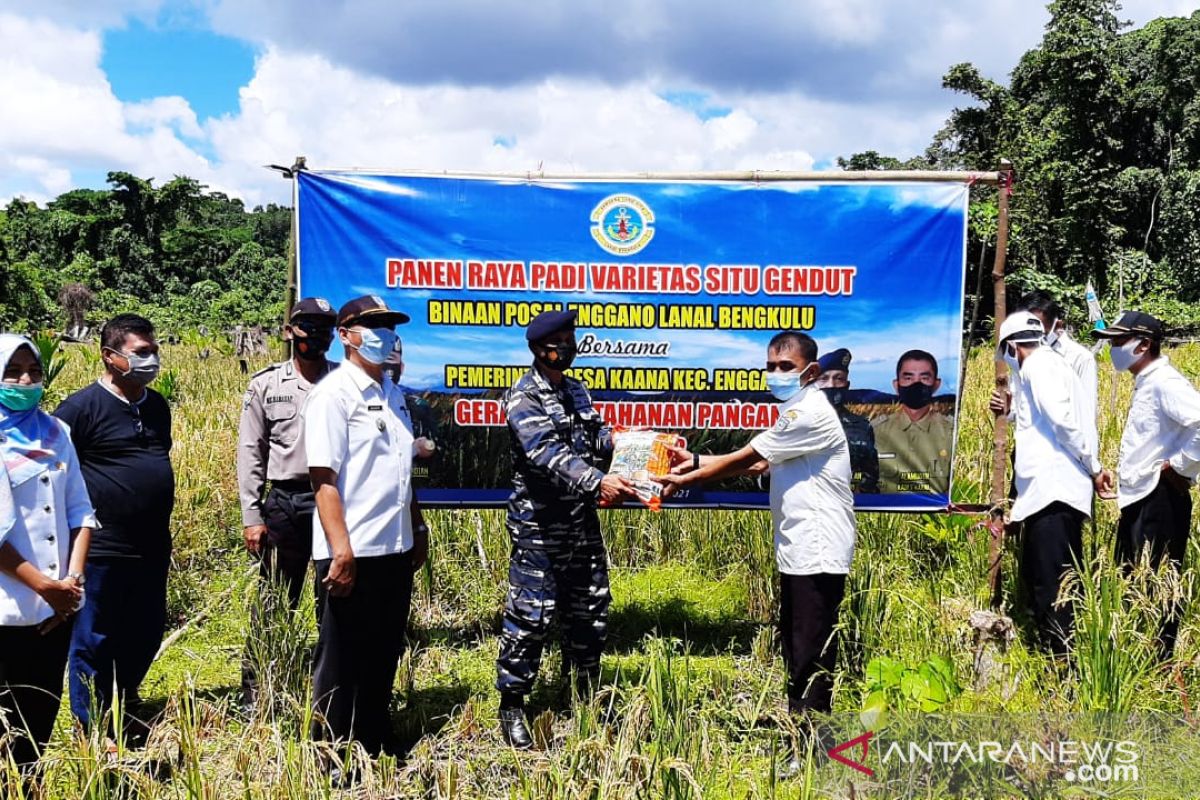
[67,571,86,586]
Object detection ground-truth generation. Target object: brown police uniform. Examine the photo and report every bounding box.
[871,409,954,495]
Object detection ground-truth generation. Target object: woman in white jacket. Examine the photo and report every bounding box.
[0,334,95,774]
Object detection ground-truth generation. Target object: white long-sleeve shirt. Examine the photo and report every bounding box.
[1009,330,1098,455]
[1010,347,1101,522]
[1117,356,1200,508]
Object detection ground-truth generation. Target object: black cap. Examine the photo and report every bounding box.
[818,348,851,373]
[526,309,578,342]
[1091,310,1164,341]
[336,295,411,328]
[289,297,336,323]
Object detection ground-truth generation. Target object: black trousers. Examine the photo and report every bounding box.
[1117,478,1193,654]
[779,573,846,715]
[242,483,316,699]
[0,622,72,768]
[1019,501,1085,656]
[311,551,413,756]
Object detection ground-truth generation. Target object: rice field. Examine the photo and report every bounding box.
[3,336,1199,799]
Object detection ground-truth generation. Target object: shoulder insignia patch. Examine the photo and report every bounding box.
[774,408,800,432]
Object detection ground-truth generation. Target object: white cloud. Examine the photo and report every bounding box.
[2,1,1197,207]
[0,12,221,203]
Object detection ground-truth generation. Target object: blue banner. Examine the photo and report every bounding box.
[297,171,968,510]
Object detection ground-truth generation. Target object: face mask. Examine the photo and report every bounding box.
[1043,318,1061,348]
[294,334,332,361]
[107,349,160,387]
[0,382,43,412]
[897,382,935,409]
[821,387,845,407]
[1002,344,1020,372]
[766,364,816,402]
[348,327,397,365]
[1109,339,1143,372]
[534,342,577,372]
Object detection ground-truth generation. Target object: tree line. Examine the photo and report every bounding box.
[2,1,1198,335]
[0,172,289,333]
[842,0,1200,332]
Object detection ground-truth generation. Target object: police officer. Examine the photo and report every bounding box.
[815,348,879,493]
[495,310,637,749]
[237,297,337,713]
[872,349,955,495]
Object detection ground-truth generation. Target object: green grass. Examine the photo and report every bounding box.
[2,340,1199,798]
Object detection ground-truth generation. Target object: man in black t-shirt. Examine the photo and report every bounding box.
[54,314,174,737]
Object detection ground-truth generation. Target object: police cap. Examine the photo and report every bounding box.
[526,310,578,342]
[289,297,336,323]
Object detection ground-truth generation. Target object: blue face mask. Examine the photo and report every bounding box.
[766,371,808,401]
[0,382,44,412]
[350,327,397,365]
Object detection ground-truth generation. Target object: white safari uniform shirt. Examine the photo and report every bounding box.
[1117,356,1200,509]
[0,419,97,626]
[305,360,414,560]
[1010,347,1101,523]
[750,383,856,575]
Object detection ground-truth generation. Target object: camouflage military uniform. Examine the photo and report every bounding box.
[871,409,955,495]
[496,365,614,696]
[836,405,880,493]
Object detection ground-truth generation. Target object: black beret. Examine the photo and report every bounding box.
[818,347,852,372]
[526,310,578,342]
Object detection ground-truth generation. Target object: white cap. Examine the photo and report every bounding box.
[996,311,1045,358]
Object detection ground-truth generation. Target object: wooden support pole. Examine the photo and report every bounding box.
[988,159,1015,607]
[283,156,306,359]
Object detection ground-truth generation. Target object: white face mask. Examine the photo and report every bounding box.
[1109,338,1143,372]
[1002,344,1020,372]
[1043,318,1061,347]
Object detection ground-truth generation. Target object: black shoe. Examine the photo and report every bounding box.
[499,707,534,749]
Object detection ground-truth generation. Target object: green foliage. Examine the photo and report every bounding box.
[845,4,1200,331]
[0,172,290,335]
[861,653,962,721]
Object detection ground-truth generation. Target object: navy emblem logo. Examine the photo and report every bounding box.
[591,194,655,256]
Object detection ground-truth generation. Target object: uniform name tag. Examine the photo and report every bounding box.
[368,404,383,411]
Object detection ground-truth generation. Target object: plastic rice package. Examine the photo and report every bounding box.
[606,428,687,511]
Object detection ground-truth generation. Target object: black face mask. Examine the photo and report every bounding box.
[821,387,846,407]
[897,382,935,409]
[533,342,577,372]
[294,335,332,361]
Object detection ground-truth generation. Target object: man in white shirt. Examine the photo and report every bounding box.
[660,331,855,726]
[997,292,1099,455]
[993,312,1105,655]
[305,295,429,762]
[1093,310,1200,655]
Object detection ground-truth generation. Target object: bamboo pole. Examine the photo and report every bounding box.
[301,167,1003,185]
[988,160,1015,607]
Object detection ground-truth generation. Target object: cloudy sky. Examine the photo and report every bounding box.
[1,0,1195,207]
